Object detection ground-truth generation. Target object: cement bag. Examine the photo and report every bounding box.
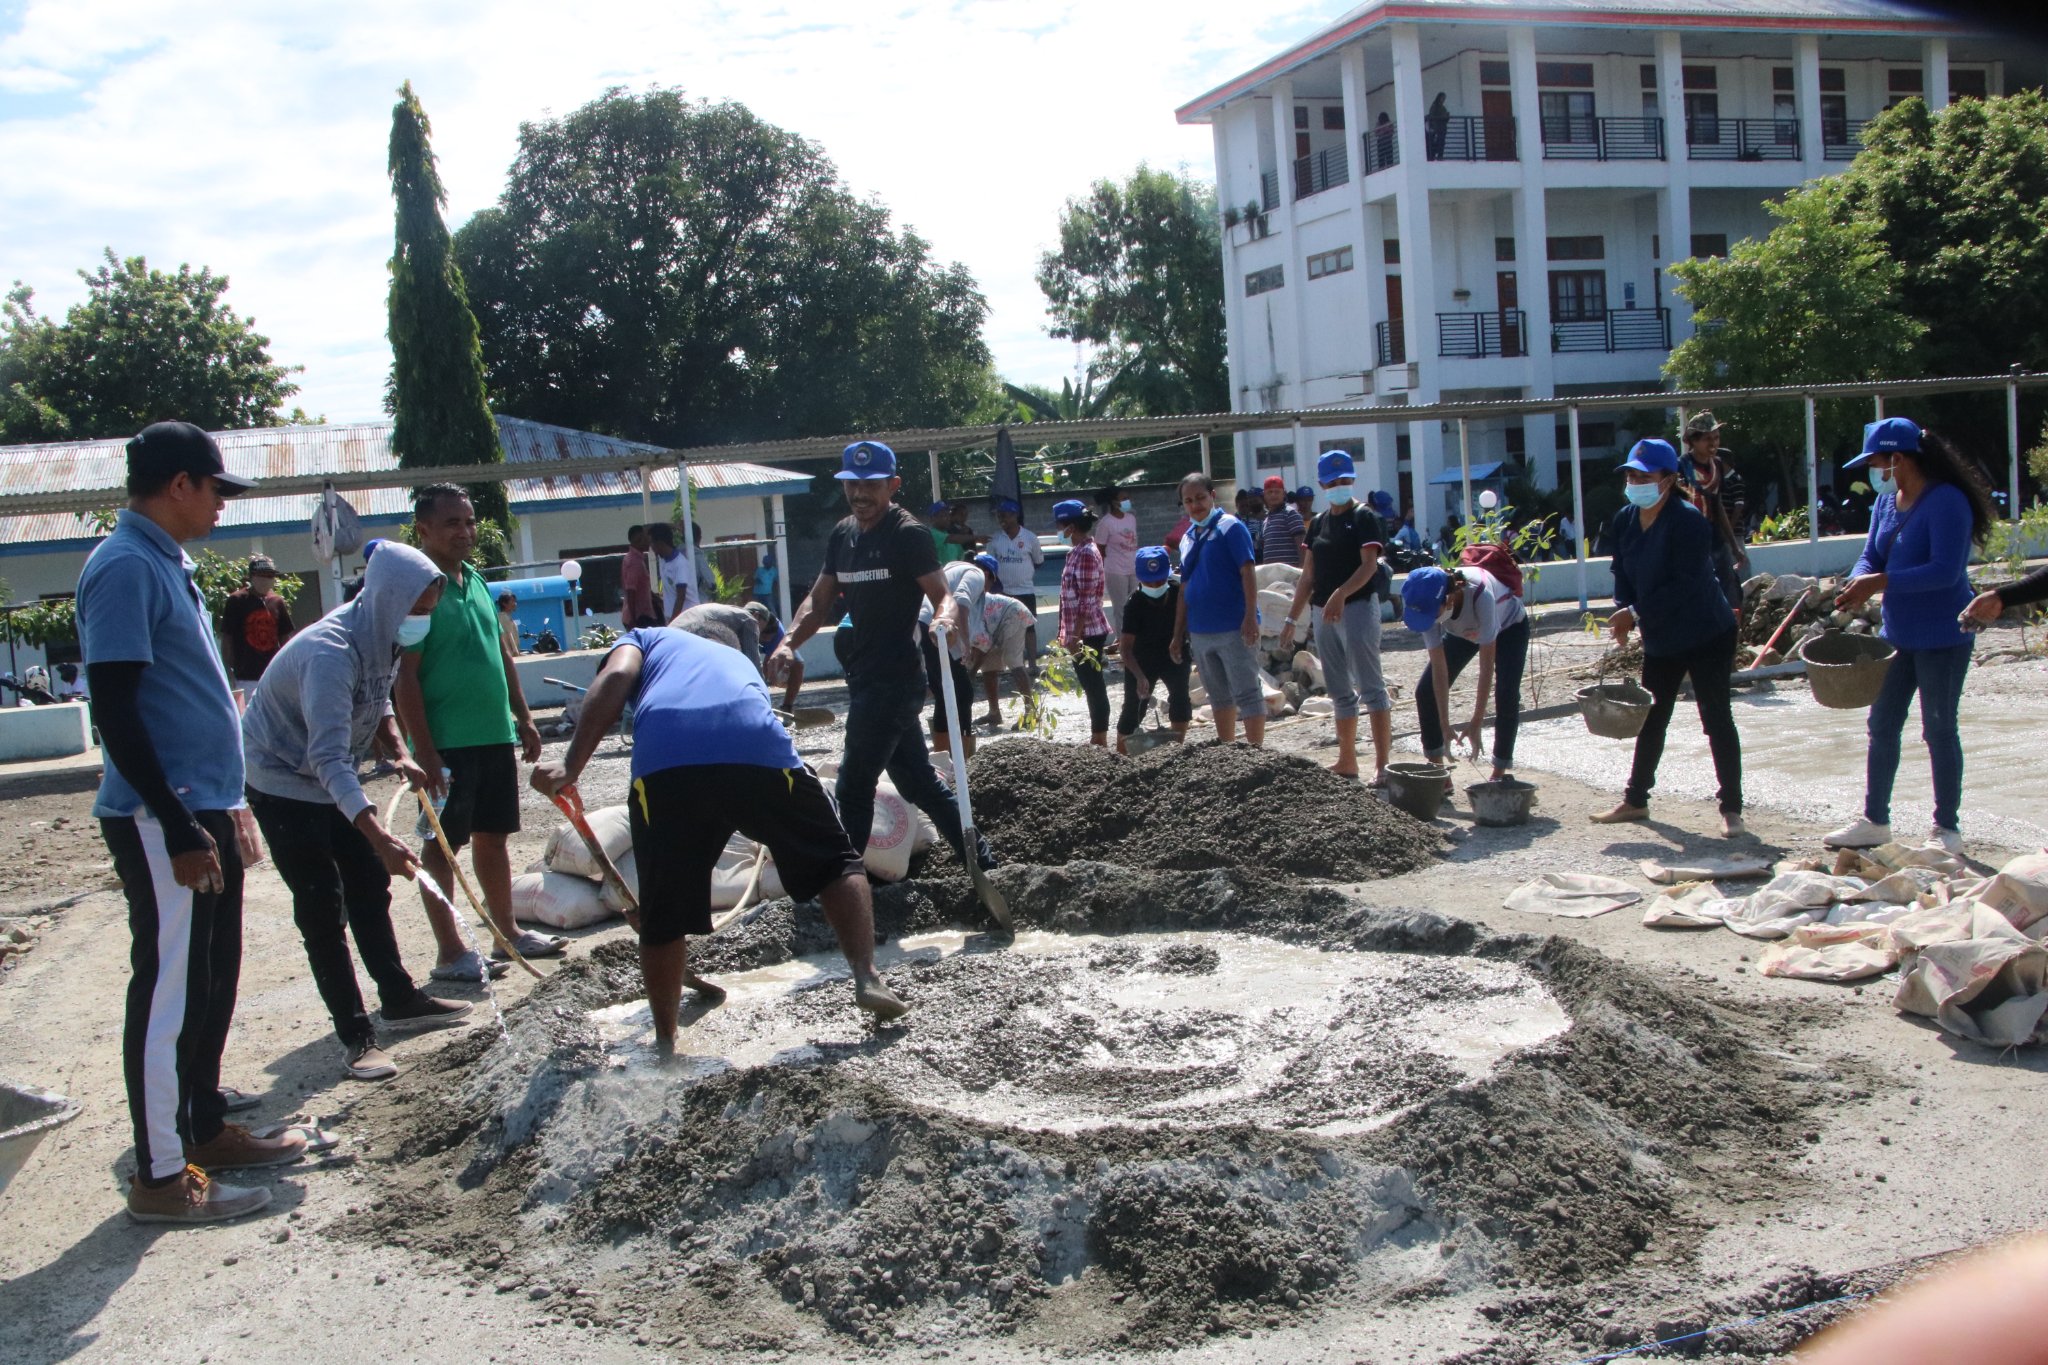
[1293,651,1324,690]
[544,804,632,879]
[1714,872,1868,940]
[1297,696,1336,718]
[710,836,786,911]
[1756,923,1897,983]
[1642,883,1723,928]
[811,763,935,872]
[1894,906,2048,1047]
[1255,589,1295,637]
[1258,668,1286,718]
[1254,563,1302,592]
[512,869,613,931]
[1504,873,1641,919]
[1965,854,2048,934]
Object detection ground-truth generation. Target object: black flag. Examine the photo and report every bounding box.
[991,425,1023,508]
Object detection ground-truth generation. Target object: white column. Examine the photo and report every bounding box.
[771,493,793,623]
[1795,35,1824,174]
[1655,31,1695,345]
[517,516,535,567]
[1803,396,1820,546]
[1924,39,1950,112]
[2009,381,2023,520]
[1567,406,1588,609]
[1214,120,1250,433]
[1340,45,1380,384]
[1268,77,1308,408]
[1199,430,1213,480]
[927,450,942,502]
[1292,421,1313,502]
[1391,24,1439,417]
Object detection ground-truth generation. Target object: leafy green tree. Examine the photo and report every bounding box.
[0,251,301,443]
[387,81,508,525]
[454,87,991,448]
[1036,166,1228,417]
[1665,178,1924,507]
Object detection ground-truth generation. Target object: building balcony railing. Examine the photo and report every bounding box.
[1542,115,1665,161]
[1363,125,1400,174]
[1258,170,1279,213]
[1374,320,1407,366]
[1686,117,1801,161]
[1439,310,1529,359]
[1427,115,1517,162]
[1292,145,1350,200]
[1551,307,1671,354]
[1822,119,1870,161]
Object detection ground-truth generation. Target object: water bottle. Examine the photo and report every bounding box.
[415,767,452,841]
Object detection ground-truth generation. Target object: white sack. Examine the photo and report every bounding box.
[1964,853,2048,934]
[1254,563,1303,592]
[1757,924,1897,983]
[1639,856,1773,886]
[1642,883,1723,928]
[543,804,633,879]
[513,869,614,931]
[1503,873,1641,919]
[1297,696,1336,718]
[1894,906,2048,1047]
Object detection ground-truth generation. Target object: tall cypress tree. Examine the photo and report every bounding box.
[387,81,508,525]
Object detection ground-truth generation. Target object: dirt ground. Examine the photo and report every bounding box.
[6,621,2048,1364]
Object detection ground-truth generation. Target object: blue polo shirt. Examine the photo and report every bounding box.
[76,510,246,818]
[616,628,800,779]
[1176,513,1257,635]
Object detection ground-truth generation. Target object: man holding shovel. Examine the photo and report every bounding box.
[530,627,906,1052]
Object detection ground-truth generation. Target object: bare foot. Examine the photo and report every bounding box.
[853,974,909,1022]
[683,972,727,1004]
[1328,760,1360,778]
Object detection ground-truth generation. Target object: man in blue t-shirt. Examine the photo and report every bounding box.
[531,627,907,1053]
[1169,472,1267,746]
[78,422,305,1225]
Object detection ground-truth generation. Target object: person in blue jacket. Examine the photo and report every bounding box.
[1589,438,1746,837]
[1823,417,1996,856]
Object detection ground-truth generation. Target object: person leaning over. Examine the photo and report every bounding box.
[241,543,473,1084]
[1401,561,1527,783]
[79,421,305,1225]
[746,600,804,712]
[1116,546,1192,753]
[1171,472,1266,747]
[1823,418,1996,857]
[394,484,565,975]
[918,557,993,758]
[532,627,907,1054]
[1054,499,1113,747]
[1279,450,1392,783]
[971,554,1037,730]
[1590,439,1746,838]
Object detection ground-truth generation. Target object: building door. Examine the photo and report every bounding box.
[1384,274,1406,364]
[1496,271,1522,356]
[1480,89,1515,160]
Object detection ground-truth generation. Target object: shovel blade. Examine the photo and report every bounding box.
[965,828,1011,933]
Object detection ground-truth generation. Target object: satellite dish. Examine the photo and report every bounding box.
[310,484,366,562]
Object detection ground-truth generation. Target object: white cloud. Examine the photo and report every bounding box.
[0,0,1329,426]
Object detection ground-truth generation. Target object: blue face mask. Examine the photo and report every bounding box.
[397,614,434,647]
[1119,499,1133,514]
[1869,465,1898,498]
[1325,483,1355,505]
[1140,582,1169,598]
[1199,506,1223,527]
[1624,482,1663,510]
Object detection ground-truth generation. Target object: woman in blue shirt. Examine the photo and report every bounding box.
[1592,439,1746,837]
[1823,418,1996,856]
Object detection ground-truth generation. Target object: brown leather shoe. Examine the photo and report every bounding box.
[127,1164,272,1224]
[183,1121,307,1169]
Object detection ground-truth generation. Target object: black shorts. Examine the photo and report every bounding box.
[435,744,521,846]
[628,764,866,947]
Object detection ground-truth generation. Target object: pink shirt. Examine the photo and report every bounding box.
[1099,510,1139,576]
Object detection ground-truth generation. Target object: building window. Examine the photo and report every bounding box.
[1549,270,1607,322]
[1952,69,1988,100]
[1820,67,1846,93]
[1541,91,1595,144]
[1245,265,1284,297]
[1255,444,1294,469]
[1480,60,1510,86]
[1690,233,1729,258]
[1320,438,1365,465]
[1682,66,1717,90]
[1495,237,1516,262]
[1537,62,1594,88]
[1294,106,1310,129]
[1503,426,1526,460]
[1396,434,1412,460]
[1306,246,1354,280]
[1773,66,1794,92]
[1546,235,1604,261]
[1322,105,1346,130]
[1383,238,1401,265]
[1887,68,1924,107]
[1641,63,1657,89]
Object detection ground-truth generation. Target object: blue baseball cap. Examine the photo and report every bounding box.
[1618,438,1680,475]
[1052,498,1088,524]
[1401,566,1453,633]
[361,538,385,563]
[972,553,1000,580]
[1848,416,1921,466]
[995,498,1021,515]
[1135,546,1171,583]
[836,440,898,481]
[1369,489,1395,515]
[1295,486,1314,500]
[928,500,951,516]
[1316,450,1356,484]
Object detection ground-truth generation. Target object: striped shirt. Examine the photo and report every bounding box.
[1259,505,1305,565]
[1059,539,1109,641]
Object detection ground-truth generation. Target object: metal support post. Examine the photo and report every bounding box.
[1568,406,1588,611]
[1458,418,1473,527]
[2009,380,2023,519]
[1804,396,1820,546]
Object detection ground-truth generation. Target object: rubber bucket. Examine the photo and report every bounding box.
[1577,680,1652,740]
[1465,778,1538,827]
[0,1079,81,1196]
[1384,762,1451,821]
[1798,631,1896,710]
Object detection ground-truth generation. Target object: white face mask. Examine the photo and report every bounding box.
[397,614,434,647]
[1325,483,1355,505]
[1139,582,1169,598]
[1198,506,1222,526]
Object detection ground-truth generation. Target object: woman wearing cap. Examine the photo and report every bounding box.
[1053,500,1112,746]
[1094,487,1141,640]
[1116,546,1191,752]
[1591,438,1745,837]
[1401,561,1526,781]
[1279,451,1392,782]
[1173,473,1266,747]
[1824,418,1995,856]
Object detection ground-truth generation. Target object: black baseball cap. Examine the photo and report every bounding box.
[126,422,256,496]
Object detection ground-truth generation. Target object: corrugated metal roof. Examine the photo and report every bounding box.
[0,416,812,549]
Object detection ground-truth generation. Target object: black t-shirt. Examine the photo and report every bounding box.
[1307,504,1387,607]
[1119,581,1182,673]
[824,504,939,681]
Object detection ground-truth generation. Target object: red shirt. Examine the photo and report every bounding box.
[1058,539,1109,643]
[620,547,654,625]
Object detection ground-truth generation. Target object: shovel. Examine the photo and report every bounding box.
[930,621,1012,933]
[549,785,723,998]
[389,782,541,979]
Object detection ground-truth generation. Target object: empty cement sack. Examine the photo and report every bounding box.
[809,761,932,883]
[1756,923,1898,983]
[1504,873,1641,918]
[1642,882,1722,928]
[543,804,632,879]
[1894,907,2048,1047]
[1254,563,1302,593]
[513,868,613,931]
[710,837,785,910]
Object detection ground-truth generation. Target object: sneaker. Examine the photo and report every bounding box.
[346,1041,399,1081]
[127,1165,272,1225]
[429,949,511,983]
[1822,817,1891,849]
[1720,812,1747,839]
[1929,827,1964,856]
[183,1122,306,1170]
[1590,802,1649,825]
[377,994,475,1033]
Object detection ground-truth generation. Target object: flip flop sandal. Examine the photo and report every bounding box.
[253,1120,340,1153]
[497,931,568,960]
[219,1087,264,1113]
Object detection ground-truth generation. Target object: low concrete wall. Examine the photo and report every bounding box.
[1510,534,1869,608]
[0,703,92,763]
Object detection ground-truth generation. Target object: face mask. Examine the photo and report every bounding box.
[1869,466,1898,498]
[397,614,434,647]
[1624,482,1663,510]
[1140,583,1169,598]
[1119,500,1133,514]
[1325,484,1355,505]
[1199,506,1222,527]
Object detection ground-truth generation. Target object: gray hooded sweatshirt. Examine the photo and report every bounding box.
[242,543,443,821]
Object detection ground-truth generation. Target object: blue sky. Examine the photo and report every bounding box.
[0,0,1326,426]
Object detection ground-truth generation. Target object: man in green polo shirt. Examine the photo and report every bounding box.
[393,484,564,969]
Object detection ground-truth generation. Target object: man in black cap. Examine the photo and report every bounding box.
[218,554,296,688]
[1680,410,1750,612]
[78,422,306,1225]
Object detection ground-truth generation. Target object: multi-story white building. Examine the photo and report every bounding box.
[1178,0,2036,525]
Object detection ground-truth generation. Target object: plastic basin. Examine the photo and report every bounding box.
[1799,631,1896,710]
[0,1079,82,1195]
